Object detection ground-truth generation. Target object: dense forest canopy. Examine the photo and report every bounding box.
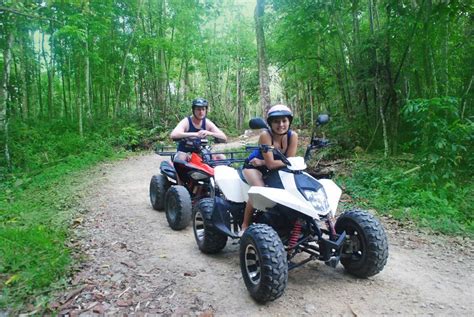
[0,0,472,178]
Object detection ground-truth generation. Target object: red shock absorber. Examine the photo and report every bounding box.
[288,219,303,249]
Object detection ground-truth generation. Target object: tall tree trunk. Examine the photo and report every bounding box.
[85,34,91,120]
[61,54,68,120]
[183,58,190,100]
[41,31,54,119]
[460,75,473,120]
[37,50,43,118]
[204,53,216,109]
[442,12,449,96]
[333,42,349,114]
[338,39,353,115]
[384,4,398,155]
[115,0,143,118]
[20,53,28,120]
[236,58,243,131]
[367,0,389,157]
[175,56,184,108]
[422,0,434,97]
[20,36,30,119]
[255,0,271,115]
[67,54,73,120]
[84,1,92,121]
[157,0,166,117]
[308,81,314,127]
[164,23,175,112]
[76,61,83,137]
[1,32,14,171]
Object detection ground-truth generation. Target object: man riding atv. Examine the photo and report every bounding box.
[149,98,228,230]
[170,98,227,163]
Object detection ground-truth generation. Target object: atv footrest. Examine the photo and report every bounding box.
[288,256,314,271]
[318,231,346,262]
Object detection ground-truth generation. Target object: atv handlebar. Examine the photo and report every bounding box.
[304,137,333,162]
[310,137,331,149]
[259,144,292,166]
[156,137,210,156]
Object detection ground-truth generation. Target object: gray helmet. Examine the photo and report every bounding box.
[192,98,208,108]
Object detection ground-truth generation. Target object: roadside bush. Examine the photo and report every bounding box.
[339,158,473,236]
[116,126,145,151]
[401,97,473,184]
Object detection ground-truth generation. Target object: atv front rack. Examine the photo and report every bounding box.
[207,150,249,167]
[155,144,177,156]
[155,143,258,167]
[206,145,259,166]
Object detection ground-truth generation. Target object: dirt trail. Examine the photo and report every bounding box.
[52,140,473,316]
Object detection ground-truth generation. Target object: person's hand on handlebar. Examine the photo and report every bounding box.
[249,158,265,167]
[196,130,213,139]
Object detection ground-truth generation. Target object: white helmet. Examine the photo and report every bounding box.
[266,104,293,125]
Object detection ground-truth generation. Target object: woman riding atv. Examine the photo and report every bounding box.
[240,104,299,235]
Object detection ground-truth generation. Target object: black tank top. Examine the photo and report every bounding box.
[176,116,207,152]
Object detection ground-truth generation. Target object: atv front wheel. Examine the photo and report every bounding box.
[193,198,227,253]
[240,224,287,303]
[165,185,192,230]
[149,174,169,211]
[335,210,388,278]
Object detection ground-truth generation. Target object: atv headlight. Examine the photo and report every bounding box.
[304,188,330,214]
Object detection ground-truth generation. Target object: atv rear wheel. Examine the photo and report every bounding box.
[165,185,192,230]
[149,174,169,211]
[193,198,227,254]
[240,224,287,303]
[335,210,388,278]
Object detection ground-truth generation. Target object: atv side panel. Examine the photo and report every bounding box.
[214,165,250,203]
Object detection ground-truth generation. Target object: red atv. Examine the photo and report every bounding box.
[150,137,242,230]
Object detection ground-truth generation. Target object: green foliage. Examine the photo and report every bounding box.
[401,97,473,183]
[0,227,70,293]
[4,119,116,177]
[0,118,135,310]
[338,157,473,236]
[0,153,126,311]
[116,126,145,150]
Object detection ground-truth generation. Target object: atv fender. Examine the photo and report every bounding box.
[209,196,243,238]
[160,161,177,182]
[248,187,319,219]
[214,166,250,203]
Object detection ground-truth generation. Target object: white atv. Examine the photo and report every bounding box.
[192,115,388,303]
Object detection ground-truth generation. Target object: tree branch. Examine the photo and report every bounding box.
[0,6,60,22]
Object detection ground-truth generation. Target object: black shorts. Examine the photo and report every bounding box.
[243,159,269,175]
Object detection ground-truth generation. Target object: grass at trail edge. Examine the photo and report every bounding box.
[336,157,473,237]
[0,150,128,312]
